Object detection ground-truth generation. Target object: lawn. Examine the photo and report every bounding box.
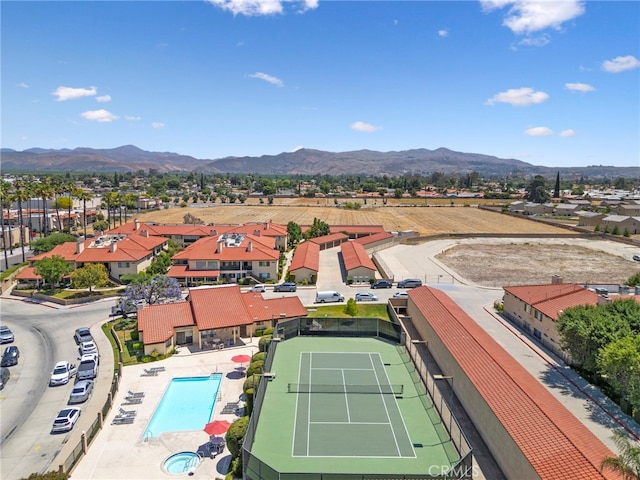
[306,303,390,320]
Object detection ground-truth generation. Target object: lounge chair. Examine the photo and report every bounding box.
[128,390,145,398]
[119,407,137,417]
[122,397,143,405]
[149,366,165,372]
[141,369,158,377]
[112,415,135,425]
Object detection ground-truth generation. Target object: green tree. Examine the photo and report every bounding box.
[525,175,550,203]
[600,430,640,480]
[146,251,172,276]
[19,471,70,480]
[70,263,109,292]
[31,233,77,254]
[597,335,640,411]
[287,221,303,246]
[54,196,73,210]
[34,255,73,288]
[92,220,109,232]
[553,171,560,198]
[344,298,359,317]
[225,416,249,477]
[304,217,330,239]
[626,272,640,287]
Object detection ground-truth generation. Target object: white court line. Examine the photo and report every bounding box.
[369,352,402,457]
[291,351,304,457]
[342,369,351,422]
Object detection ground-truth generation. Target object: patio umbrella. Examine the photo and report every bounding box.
[231,354,251,364]
[204,420,231,437]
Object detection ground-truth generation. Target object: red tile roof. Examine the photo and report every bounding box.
[340,241,376,271]
[289,241,320,272]
[409,286,619,480]
[172,234,277,262]
[15,266,42,280]
[308,232,348,245]
[330,225,386,234]
[167,265,220,278]
[30,242,80,262]
[138,302,195,344]
[504,284,599,320]
[352,231,394,245]
[108,221,288,239]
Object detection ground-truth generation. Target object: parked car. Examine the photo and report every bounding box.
[1,346,20,367]
[393,291,409,298]
[80,340,98,356]
[51,408,81,433]
[77,355,98,381]
[69,380,94,404]
[355,292,379,302]
[0,367,10,390]
[0,326,14,344]
[371,279,393,289]
[273,282,297,292]
[633,254,640,262]
[249,284,266,293]
[397,279,423,289]
[316,291,345,303]
[50,361,78,386]
[74,327,93,344]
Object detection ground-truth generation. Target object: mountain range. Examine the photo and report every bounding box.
[1,145,638,178]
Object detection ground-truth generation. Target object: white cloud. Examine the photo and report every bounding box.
[602,55,640,73]
[125,115,141,121]
[291,145,305,152]
[351,121,382,133]
[52,86,97,101]
[249,72,284,87]
[80,109,118,122]
[524,126,553,136]
[438,29,449,37]
[485,87,549,106]
[207,0,317,16]
[480,0,585,35]
[559,129,576,137]
[96,95,112,103]
[516,33,550,47]
[564,82,594,93]
[152,122,165,129]
[17,82,29,88]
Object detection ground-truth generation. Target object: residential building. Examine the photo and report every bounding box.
[341,241,377,282]
[137,284,306,355]
[168,232,279,286]
[288,241,319,284]
[308,232,348,250]
[601,215,640,234]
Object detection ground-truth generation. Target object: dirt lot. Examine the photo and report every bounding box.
[435,241,638,287]
[136,204,569,236]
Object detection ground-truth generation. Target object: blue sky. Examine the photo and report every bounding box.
[2,0,639,168]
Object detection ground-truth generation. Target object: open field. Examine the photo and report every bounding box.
[135,204,571,236]
[436,241,638,287]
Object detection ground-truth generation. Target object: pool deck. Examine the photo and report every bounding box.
[70,341,257,480]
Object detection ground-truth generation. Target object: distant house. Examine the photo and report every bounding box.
[137,284,307,355]
[554,204,581,216]
[613,204,640,216]
[288,241,319,284]
[523,202,554,216]
[508,201,525,213]
[340,241,377,283]
[576,211,605,227]
[600,215,640,234]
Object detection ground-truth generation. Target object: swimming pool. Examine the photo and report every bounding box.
[144,374,222,438]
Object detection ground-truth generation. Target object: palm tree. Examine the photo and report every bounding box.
[74,188,93,236]
[52,178,65,232]
[35,178,54,237]
[0,180,11,269]
[12,179,30,262]
[600,430,640,480]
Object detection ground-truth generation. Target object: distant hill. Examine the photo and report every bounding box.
[1,145,638,178]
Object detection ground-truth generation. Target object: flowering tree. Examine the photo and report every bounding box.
[118,275,182,312]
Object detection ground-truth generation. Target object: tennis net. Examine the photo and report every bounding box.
[287,383,404,394]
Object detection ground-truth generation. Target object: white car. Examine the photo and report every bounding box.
[81,340,98,356]
[51,408,81,433]
[49,361,77,386]
[249,284,266,292]
[69,380,94,404]
[355,292,379,302]
[393,291,409,298]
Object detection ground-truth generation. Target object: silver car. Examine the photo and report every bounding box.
[69,380,94,404]
[0,326,14,344]
[355,292,379,302]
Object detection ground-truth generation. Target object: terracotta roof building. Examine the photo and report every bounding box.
[288,241,319,284]
[406,286,620,480]
[137,284,306,355]
[340,241,377,282]
[308,232,348,250]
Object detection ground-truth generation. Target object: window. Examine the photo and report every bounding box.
[117,262,130,268]
[259,261,271,267]
[534,310,542,321]
[195,261,206,269]
[207,261,217,269]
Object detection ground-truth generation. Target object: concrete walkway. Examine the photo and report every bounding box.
[70,341,258,480]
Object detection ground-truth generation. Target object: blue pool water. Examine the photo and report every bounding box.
[163,451,200,474]
[144,375,222,438]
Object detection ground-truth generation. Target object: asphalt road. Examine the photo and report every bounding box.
[0,297,115,480]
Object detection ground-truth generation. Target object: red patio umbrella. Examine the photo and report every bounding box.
[231,354,252,364]
[204,420,231,437]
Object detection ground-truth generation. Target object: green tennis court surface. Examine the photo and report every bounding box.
[248,337,458,477]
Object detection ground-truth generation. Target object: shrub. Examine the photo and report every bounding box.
[263,327,274,336]
[225,415,249,460]
[247,360,264,377]
[258,335,272,352]
[251,352,266,363]
[493,300,504,313]
[132,341,143,351]
[130,330,139,341]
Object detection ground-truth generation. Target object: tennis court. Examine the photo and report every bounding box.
[247,337,458,478]
[292,351,414,458]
